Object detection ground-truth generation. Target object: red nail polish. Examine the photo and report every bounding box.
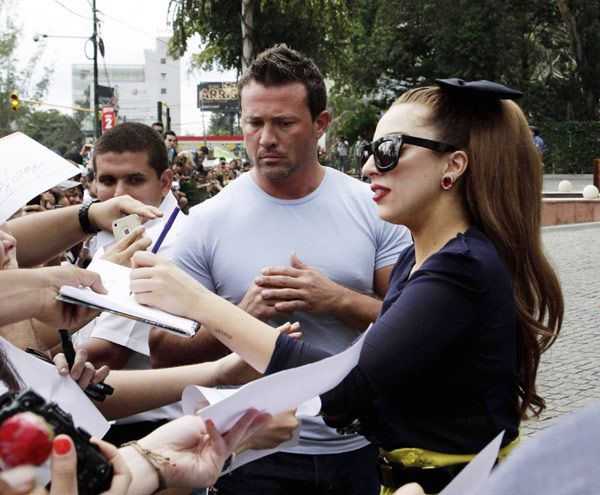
[54,438,71,455]
[207,419,215,428]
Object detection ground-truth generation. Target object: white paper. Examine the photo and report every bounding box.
[182,326,369,433]
[182,386,320,473]
[0,339,109,439]
[0,132,79,224]
[59,258,198,336]
[440,430,505,495]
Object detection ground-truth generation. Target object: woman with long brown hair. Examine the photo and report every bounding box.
[129,79,563,494]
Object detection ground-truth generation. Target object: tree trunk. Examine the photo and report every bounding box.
[556,0,599,120]
[241,0,256,71]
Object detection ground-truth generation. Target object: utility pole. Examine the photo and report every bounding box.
[92,0,100,140]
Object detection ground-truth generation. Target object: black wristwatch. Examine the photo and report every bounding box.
[78,199,102,235]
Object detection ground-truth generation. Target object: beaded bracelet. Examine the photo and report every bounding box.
[122,440,173,494]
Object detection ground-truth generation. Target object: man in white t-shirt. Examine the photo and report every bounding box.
[74,122,186,446]
[149,46,412,494]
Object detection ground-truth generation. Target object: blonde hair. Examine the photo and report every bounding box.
[396,86,563,418]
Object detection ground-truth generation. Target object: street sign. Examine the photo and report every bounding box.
[102,105,116,131]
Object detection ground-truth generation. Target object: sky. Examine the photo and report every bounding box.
[16,0,236,135]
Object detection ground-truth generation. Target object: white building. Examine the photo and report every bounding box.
[71,35,180,135]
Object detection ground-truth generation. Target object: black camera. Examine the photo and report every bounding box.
[0,389,113,495]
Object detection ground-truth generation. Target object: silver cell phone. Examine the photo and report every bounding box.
[112,214,142,242]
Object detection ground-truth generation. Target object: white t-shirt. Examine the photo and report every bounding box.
[74,191,186,424]
[171,167,412,454]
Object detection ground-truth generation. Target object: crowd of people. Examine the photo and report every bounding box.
[1,43,591,495]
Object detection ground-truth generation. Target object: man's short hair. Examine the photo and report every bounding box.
[238,44,327,121]
[92,122,168,177]
[198,145,209,154]
[152,121,164,128]
[163,130,177,139]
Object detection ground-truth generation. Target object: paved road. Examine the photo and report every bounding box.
[521,222,600,438]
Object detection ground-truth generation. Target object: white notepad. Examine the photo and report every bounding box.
[58,258,200,337]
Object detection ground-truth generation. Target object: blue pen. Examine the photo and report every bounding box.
[151,206,180,254]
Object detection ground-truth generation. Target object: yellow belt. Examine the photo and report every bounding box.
[379,433,520,495]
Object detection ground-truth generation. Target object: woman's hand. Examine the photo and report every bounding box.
[53,348,110,391]
[87,195,162,232]
[235,409,299,452]
[101,226,151,268]
[130,252,208,320]
[48,435,131,495]
[136,410,271,489]
[34,266,106,330]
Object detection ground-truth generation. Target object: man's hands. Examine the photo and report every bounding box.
[242,252,343,320]
[87,195,162,232]
[101,226,151,268]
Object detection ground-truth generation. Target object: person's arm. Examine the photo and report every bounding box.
[250,252,392,331]
[76,338,133,370]
[0,319,44,350]
[0,266,105,327]
[148,325,229,368]
[9,195,161,267]
[120,411,271,494]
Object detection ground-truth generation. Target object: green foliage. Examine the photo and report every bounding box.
[168,0,350,76]
[0,0,52,136]
[539,121,600,174]
[208,112,241,136]
[22,110,85,154]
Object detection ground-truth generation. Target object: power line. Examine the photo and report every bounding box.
[96,10,169,46]
[51,0,92,20]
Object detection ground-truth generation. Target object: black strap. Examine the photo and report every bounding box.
[78,199,102,235]
[376,454,468,494]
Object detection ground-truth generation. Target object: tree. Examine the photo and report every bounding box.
[208,112,241,135]
[22,110,85,153]
[333,0,590,122]
[168,0,351,76]
[0,0,52,136]
[555,0,600,120]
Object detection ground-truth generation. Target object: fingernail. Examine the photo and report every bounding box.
[60,366,68,373]
[254,276,262,284]
[262,291,270,298]
[54,438,71,455]
[261,268,268,274]
[207,419,215,428]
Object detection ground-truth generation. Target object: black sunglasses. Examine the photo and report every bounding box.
[361,134,459,172]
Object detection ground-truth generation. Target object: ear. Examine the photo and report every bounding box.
[443,150,468,180]
[160,168,174,198]
[313,110,330,139]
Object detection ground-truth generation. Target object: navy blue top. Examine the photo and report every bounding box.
[266,226,520,453]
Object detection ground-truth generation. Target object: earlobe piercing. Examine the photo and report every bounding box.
[441,174,454,190]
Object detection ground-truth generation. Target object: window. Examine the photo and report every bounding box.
[160,58,166,64]
[161,88,167,95]
[161,73,167,79]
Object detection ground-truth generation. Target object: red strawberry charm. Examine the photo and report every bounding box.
[0,412,55,467]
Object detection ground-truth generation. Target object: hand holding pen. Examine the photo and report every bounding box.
[57,329,114,402]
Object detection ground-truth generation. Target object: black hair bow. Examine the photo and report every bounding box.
[435,78,523,100]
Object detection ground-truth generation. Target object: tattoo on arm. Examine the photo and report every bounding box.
[214,328,233,340]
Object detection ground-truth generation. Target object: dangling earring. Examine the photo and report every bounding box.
[441,174,454,190]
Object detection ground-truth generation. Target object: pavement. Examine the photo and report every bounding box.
[520,221,600,438]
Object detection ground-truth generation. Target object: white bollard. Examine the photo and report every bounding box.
[558,180,572,192]
[582,185,599,199]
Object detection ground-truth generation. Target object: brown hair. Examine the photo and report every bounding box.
[396,86,563,418]
[238,44,327,121]
[0,344,23,391]
[93,122,169,178]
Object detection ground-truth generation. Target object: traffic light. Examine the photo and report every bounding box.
[10,92,18,112]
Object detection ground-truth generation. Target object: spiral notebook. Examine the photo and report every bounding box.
[58,259,200,337]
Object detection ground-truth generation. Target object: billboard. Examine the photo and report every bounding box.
[197,82,239,112]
